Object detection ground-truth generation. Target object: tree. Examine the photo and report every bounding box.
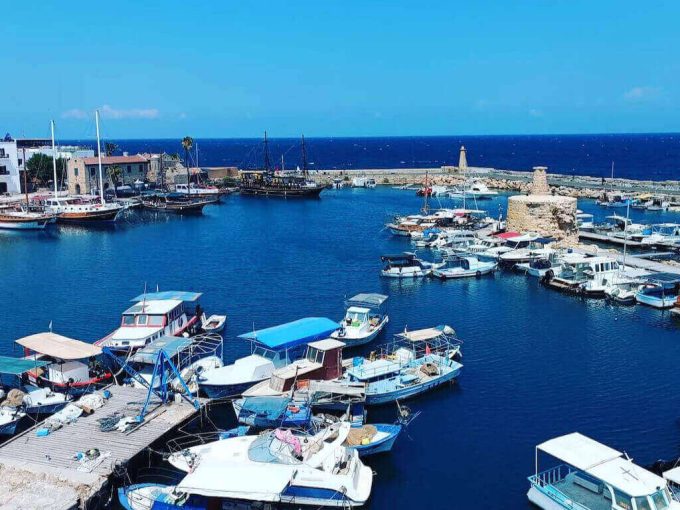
[108,165,122,197]
[104,142,118,157]
[181,136,193,187]
[25,153,66,186]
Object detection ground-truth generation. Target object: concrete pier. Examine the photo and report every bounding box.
[0,385,205,510]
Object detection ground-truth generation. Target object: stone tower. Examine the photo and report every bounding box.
[506,166,578,245]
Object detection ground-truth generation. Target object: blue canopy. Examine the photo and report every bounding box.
[238,317,340,350]
[131,291,202,302]
[131,336,193,364]
[0,355,49,375]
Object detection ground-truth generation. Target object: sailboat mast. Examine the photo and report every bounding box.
[263,131,271,173]
[301,134,308,178]
[50,120,59,202]
[622,200,630,268]
[95,110,105,205]
[22,147,29,209]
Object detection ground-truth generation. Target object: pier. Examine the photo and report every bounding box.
[578,231,643,247]
[0,385,204,510]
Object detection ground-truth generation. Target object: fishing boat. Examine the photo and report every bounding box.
[141,194,213,214]
[0,355,72,416]
[17,332,111,395]
[174,183,226,201]
[242,339,346,398]
[528,432,680,510]
[240,133,325,198]
[604,280,639,305]
[516,252,588,279]
[543,256,621,296]
[640,224,680,249]
[431,255,497,279]
[0,407,26,435]
[120,422,373,509]
[198,318,340,399]
[96,291,205,354]
[201,313,227,333]
[331,293,389,347]
[339,325,463,405]
[380,252,443,278]
[45,116,125,223]
[576,212,594,231]
[636,273,680,309]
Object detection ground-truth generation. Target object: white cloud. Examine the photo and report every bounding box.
[61,108,88,119]
[100,104,159,119]
[529,108,543,118]
[623,86,661,102]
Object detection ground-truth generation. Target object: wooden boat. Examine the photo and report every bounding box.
[141,195,213,214]
[0,209,54,230]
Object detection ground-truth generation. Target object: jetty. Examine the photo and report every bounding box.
[578,231,643,247]
[0,385,205,510]
[574,247,680,276]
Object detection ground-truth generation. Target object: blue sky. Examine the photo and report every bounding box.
[2,1,679,138]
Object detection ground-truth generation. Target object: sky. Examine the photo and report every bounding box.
[2,1,680,138]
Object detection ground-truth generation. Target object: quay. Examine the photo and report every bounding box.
[578,231,643,247]
[574,246,680,275]
[0,385,205,510]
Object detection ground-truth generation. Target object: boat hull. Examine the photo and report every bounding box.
[527,486,570,510]
[200,380,263,399]
[433,266,495,279]
[239,186,324,198]
[352,424,402,456]
[332,316,389,347]
[0,216,51,230]
[56,207,123,223]
[24,400,70,416]
[636,293,677,309]
[365,365,461,405]
[0,416,23,435]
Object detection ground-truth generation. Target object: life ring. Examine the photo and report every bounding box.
[475,270,482,278]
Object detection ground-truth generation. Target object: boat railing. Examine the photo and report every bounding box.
[529,465,591,510]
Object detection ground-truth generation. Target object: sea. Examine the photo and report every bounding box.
[2,183,680,508]
[67,133,680,181]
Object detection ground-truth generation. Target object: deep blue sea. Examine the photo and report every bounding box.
[67,134,680,181]
[2,189,680,509]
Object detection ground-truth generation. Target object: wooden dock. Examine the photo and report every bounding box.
[578,231,643,247]
[0,385,204,510]
[574,246,680,276]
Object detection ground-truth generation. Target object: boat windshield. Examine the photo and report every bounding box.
[248,432,302,465]
[122,315,135,326]
[148,315,164,327]
[345,311,368,325]
[306,346,325,364]
[253,345,278,360]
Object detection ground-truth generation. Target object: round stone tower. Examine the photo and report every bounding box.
[506,166,578,245]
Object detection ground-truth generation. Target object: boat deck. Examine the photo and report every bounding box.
[0,385,204,510]
[553,472,610,510]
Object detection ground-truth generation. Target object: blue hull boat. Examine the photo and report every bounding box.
[200,380,259,399]
[24,400,70,416]
[0,409,25,436]
[233,396,312,429]
[351,423,402,456]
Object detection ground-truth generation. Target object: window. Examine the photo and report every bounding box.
[614,490,633,510]
[0,166,7,175]
[634,496,652,510]
[0,149,5,157]
[17,158,22,166]
[139,164,144,172]
[74,168,79,177]
[90,167,95,176]
[122,316,135,326]
[652,490,670,510]
[148,316,164,327]
[127,165,131,173]
[137,315,148,325]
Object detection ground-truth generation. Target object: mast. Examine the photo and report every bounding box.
[301,134,308,178]
[95,110,105,205]
[22,147,28,209]
[422,170,430,214]
[50,120,59,203]
[263,131,271,174]
[622,200,630,269]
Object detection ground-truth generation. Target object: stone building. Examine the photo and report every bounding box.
[67,155,149,195]
[506,166,578,245]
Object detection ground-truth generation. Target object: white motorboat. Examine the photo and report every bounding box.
[198,318,340,399]
[331,293,389,347]
[201,313,227,333]
[498,239,555,266]
[515,252,587,278]
[380,252,443,278]
[476,233,541,261]
[528,432,680,510]
[636,274,680,309]
[431,256,497,279]
[544,256,622,296]
[96,291,204,353]
[119,422,373,508]
[576,212,594,231]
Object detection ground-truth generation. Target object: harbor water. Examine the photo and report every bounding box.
[2,188,680,509]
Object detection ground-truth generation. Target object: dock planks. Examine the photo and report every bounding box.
[0,385,203,509]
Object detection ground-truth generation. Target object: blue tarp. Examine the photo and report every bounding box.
[238,317,340,350]
[131,336,193,364]
[0,355,49,375]
[131,291,202,302]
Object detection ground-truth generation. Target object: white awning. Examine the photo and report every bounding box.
[663,466,680,485]
[589,456,667,498]
[537,433,622,471]
[177,462,292,501]
[16,332,102,360]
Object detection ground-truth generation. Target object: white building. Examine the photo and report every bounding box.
[0,134,93,194]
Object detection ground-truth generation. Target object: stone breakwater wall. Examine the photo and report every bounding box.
[312,167,680,199]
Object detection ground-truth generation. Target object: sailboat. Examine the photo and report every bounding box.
[0,152,55,230]
[239,133,325,197]
[44,113,125,223]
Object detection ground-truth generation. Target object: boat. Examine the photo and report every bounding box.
[0,355,72,416]
[636,273,680,309]
[640,224,680,249]
[120,422,373,509]
[141,194,213,214]
[0,407,25,435]
[604,280,639,305]
[543,256,622,296]
[476,233,542,261]
[232,395,313,429]
[516,252,588,279]
[113,333,224,394]
[96,291,205,354]
[576,212,594,231]
[174,183,227,201]
[597,193,633,208]
[380,252,443,278]
[339,325,463,405]
[498,238,555,267]
[198,318,340,399]
[16,332,111,395]
[431,255,497,279]
[0,208,54,230]
[45,116,125,223]
[528,432,680,510]
[351,177,377,188]
[331,293,389,347]
[201,313,227,333]
[448,180,498,199]
[242,339,346,398]
[239,133,325,198]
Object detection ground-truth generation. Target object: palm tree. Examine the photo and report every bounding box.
[104,142,119,157]
[108,165,122,197]
[182,136,193,188]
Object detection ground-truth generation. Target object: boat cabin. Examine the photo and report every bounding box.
[381,253,426,270]
[558,257,620,283]
[636,273,680,309]
[529,432,678,510]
